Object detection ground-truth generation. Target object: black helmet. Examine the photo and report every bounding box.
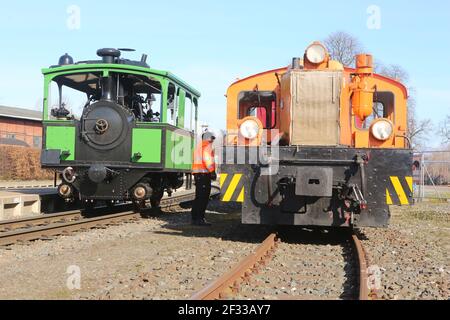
[202,131,216,141]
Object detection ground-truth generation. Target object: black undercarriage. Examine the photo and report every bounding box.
[220,146,413,228]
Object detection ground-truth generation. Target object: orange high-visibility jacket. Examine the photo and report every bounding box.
[192,140,215,174]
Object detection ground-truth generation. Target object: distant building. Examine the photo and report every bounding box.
[0,105,42,148]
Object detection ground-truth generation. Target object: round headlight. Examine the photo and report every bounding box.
[58,184,73,198]
[306,42,327,64]
[239,119,260,140]
[370,119,394,141]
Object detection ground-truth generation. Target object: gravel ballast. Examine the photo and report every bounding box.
[0,200,448,300]
[0,201,269,299]
[235,231,358,300]
[359,202,449,300]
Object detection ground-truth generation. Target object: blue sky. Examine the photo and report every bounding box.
[0,0,449,146]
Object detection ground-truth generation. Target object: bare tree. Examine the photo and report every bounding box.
[375,64,431,149]
[323,31,363,66]
[438,115,450,144]
[406,100,432,149]
[376,63,410,83]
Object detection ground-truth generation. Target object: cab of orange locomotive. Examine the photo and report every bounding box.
[220,41,413,228]
[41,48,200,208]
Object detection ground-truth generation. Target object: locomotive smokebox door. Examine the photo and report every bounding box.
[295,167,333,197]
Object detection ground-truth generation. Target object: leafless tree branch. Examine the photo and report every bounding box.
[438,115,450,144]
[323,31,363,67]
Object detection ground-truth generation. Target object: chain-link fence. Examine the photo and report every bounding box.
[414,150,450,202]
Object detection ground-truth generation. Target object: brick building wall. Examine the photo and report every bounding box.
[0,117,42,147]
[0,106,43,148]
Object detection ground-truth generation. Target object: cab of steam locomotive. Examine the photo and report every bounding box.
[41,49,200,206]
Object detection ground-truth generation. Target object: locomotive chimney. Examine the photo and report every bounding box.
[96,49,120,101]
[100,76,117,101]
[97,48,121,64]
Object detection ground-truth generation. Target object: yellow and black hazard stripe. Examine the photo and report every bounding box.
[220,173,245,202]
[386,176,413,205]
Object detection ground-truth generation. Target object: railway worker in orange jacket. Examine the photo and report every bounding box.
[191,131,217,226]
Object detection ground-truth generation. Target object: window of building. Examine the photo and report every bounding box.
[33,136,42,148]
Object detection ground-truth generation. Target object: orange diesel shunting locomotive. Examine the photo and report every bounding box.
[225,41,408,149]
[220,41,413,228]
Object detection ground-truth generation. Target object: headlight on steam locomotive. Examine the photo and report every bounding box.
[305,42,327,64]
[58,184,73,198]
[370,119,394,141]
[239,118,260,140]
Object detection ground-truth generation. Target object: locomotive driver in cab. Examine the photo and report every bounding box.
[191,131,217,226]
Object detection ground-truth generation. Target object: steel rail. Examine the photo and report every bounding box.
[0,211,140,246]
[0,210,84,232]
[0,185,55,190]
[191,230,376,301]
[351,233,378,300]
[0,188,205,247]
[189,233,278,300]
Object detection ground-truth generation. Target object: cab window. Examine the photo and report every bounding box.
[355,91,395,129]
[238,91,276,129]
[167,82,177,126]
[184,93,194,131]
[47,72,163,123]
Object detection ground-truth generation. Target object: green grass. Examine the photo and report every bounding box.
[392,202,450,224]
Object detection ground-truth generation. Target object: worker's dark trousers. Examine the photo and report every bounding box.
[191,173,212,221]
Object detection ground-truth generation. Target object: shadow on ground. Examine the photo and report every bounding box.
[145,199,367,245]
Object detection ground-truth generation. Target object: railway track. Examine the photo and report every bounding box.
[0,187,218,247]
[352,233,379,300]
[190,230,377,300]
[0,184,55,190]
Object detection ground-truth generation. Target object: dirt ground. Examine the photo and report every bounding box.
[0,200,448,300]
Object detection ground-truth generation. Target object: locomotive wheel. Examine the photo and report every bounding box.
[133,200,146,213]
[150,189,164,208]
[82,201,96,215]
[149,190,164,215]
